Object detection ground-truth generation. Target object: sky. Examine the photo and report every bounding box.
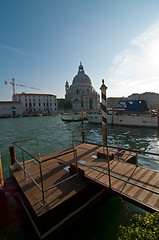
[0,0,159,101]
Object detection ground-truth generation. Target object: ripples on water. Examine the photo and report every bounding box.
[0,115,159,239]
[0,115,159,178]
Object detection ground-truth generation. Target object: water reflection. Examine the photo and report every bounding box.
[0,115,159,177]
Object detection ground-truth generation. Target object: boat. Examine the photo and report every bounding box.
[87,100,159,128]
[60,114,88,122]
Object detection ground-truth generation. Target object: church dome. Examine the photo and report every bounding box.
[72,62,91,84]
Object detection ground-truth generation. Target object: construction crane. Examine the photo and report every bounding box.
[5,78,41,95]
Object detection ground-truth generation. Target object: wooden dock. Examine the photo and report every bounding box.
[9,146,107,238]
[9,142,159,238]
[70,143,159,213]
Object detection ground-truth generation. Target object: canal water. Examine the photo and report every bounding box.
[0,115,159,239]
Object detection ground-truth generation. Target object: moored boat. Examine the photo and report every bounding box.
[60,114,88,122]
[87,100,159,128]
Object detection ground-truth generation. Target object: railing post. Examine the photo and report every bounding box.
[73,149,79,179]
[72,131,75,149]
[111,107,114,126]
[81,131,85,143]
[9,146,16,165]
[36,137,40,160]
[157,105,159,128]
[39,162,45,206]
[0,153,4,187]
[22,150,26,180]
[117,135,119,160]
[106,146,111,188]
[135,136,138,167]
[72,132,76,159]
[75,149,79,179]
[129,135,131,149]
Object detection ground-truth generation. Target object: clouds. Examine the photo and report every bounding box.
[0,44,30,56]
[131,19,159,49]
[108,19,159,97]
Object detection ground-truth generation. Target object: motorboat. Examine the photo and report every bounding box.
[87,100,158,128]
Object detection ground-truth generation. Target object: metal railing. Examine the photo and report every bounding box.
[72,129,159,163]
[12,131,159,206]
[13,138,78,205]
[71,129,159,198]
[77,158,159,195]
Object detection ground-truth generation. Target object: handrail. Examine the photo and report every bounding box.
[72,129,159,157]
[13,138,78,206]
[12,130,159,207]
[78,162,159,195]
[13,137,38,144]
[72,139,159,161]
[15,159,42,191]
[13,143,40,163]
[41,149,76,163]
[44,173,77,192]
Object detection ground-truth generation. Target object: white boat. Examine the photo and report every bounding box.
[87,100,158,128]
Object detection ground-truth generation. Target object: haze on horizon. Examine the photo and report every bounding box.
[0,0,159,101]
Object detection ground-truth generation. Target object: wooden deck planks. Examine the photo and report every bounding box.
[74,144,159,212]
[10,147,89,217]
[10,143,159,218]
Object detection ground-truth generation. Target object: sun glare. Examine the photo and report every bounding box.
[148,40,159,66]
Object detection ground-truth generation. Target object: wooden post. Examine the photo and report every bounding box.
[9,146,15,165]
[22,150,26,180]
[39,162,45,206]
[81,108,83,124]
[106,146,111,188]
[100,79,108,146]
[112,107,114,126]
[81,131,85,143]
[0,154,4,187]
[135,136,138,167]
[157,105,159,128]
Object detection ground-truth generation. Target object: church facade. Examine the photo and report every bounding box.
[65,63,100,112]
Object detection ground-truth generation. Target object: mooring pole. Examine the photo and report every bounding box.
[0,153,4,187]
[9,146,16,165]
[111,107,114,126]
[81,108,84,124]
[100,79,108,146]
[157,105,159,128]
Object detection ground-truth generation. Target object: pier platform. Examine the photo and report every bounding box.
[9,145,107,238]
[70,143,159,213]
[9,142,159,238]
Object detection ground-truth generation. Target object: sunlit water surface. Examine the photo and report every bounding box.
[0,115,159,239]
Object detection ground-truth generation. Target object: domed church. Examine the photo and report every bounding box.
[65,62,100,112]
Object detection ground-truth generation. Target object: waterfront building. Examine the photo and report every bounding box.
[0,101,23,117]
[65,62,100,112]
[13,93,57,115]
[107,97,126,109]
[128,92,159,110]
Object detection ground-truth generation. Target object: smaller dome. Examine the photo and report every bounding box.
[72,62,91,84]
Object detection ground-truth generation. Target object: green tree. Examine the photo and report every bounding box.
[118,212,159,240]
